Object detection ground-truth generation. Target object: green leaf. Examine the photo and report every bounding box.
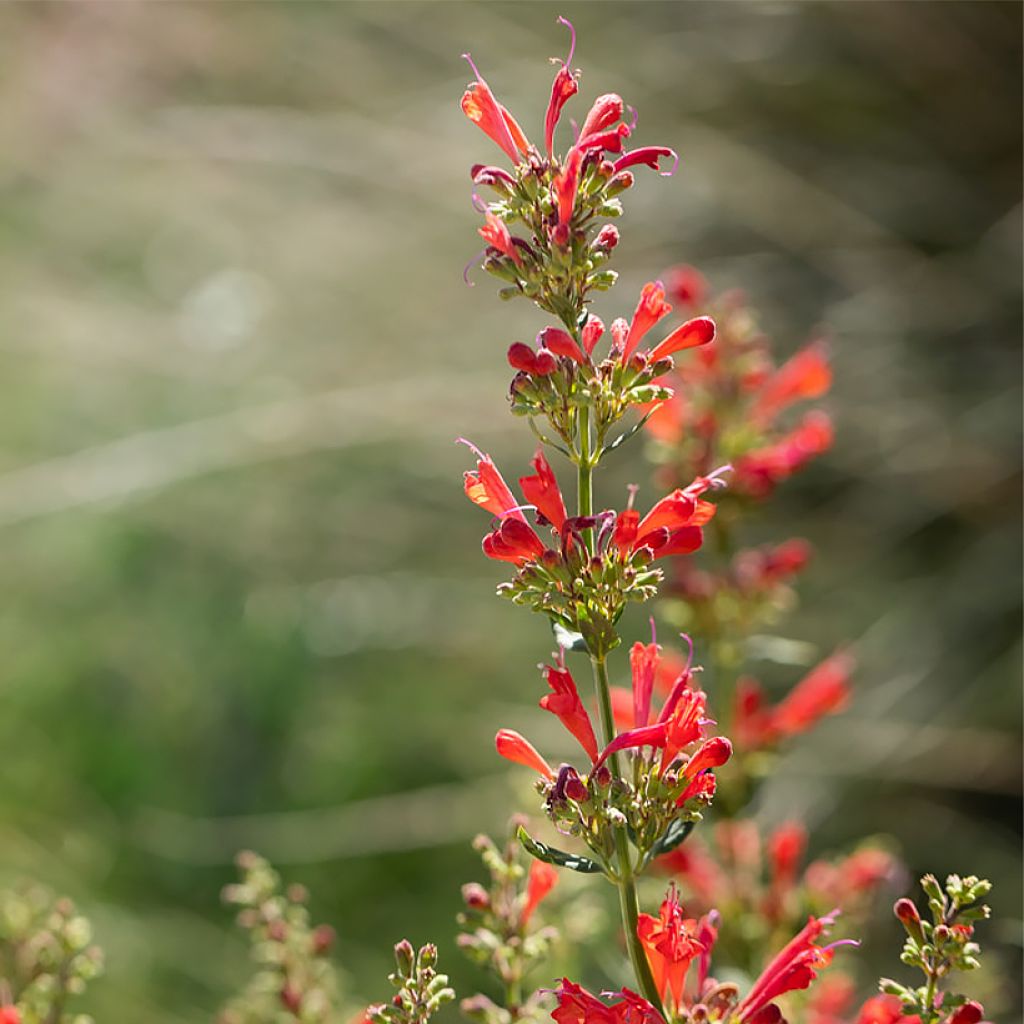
[552,621,588,653]
[651,817,696,857]
[516,826,603,874]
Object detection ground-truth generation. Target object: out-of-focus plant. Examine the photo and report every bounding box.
[457,824,560,1024]
[220,851,344,1023]
[0,884,103,1024]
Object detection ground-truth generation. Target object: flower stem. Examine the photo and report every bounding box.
[577,406,664,1014]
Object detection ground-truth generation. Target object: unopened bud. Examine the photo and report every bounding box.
[461,883,490,910]
[280,984,302,1013]
[592,224,620,253]
[312,924,336,955]
[564,768,588,803]
[266,919,288,942]
[934,924,950,943]
[894,898,924,944]
[607,171,634,197]
[419,942,438,969]
[593,764,612,788]
[286,883,308,904]
[394,938,415,976]
[947,1001,984,1024]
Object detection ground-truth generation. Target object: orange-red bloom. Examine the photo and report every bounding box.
[519,448,568,529]
[768,821,808,893]
[478,207,523,265]
[521,860,558,926]
[647,317,716,364]
[771,651,853,739]
[623,281,672,362]
[636,886,705,1013]
[544,18,579,157]
[495,728,554,779]
[460,54,530,164]
[552,980,664,1024]
[753,341,832,426]
[736,912,853,1023]
[540,663,599,762]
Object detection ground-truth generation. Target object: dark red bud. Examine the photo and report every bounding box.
[281,985,302,1013]
[947,1001,984,1024]
[461,882,491,909]
[593,224,619,251]
[508,342,538,374]
[593,764,612,787]
[312,924,336,955]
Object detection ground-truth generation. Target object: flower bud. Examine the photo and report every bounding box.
[947,1001,984,1024]
[593,764,612,788]
[564,769,588,803]
[592,224,620,253]
[280,985,302,1013]
[394,938,416,977]
[934,924,951,944]
[606,171,634,197]
[461,883,490,910]
[266,919,288,942]
[894,898,924,944]
[419,942,438,969]
[312,924,336,955]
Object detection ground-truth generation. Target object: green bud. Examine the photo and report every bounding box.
[394,938,415,977]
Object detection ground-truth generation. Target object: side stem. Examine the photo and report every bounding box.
[577,407,664,1014]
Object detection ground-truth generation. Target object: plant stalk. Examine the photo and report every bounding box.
[577,406,664,1014]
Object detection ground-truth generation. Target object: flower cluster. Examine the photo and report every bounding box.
[458,828,561,1024]
[643,269,833,501]
[552,886,854,1024]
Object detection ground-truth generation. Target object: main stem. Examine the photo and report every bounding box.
[577,407,664,1014]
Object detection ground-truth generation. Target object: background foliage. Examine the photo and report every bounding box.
[0,2,1019,1021]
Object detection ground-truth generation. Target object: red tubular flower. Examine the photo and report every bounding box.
[623,281,672,362]
[753,341,832,425]
[521,860,558,926]
[544,18,579,156]
[538,325,587,364]
[630,639,660,729]
[462,444,526,521]
[471,163,517,190]
[659,687,708,775]
[495,728,554,778]
[736,913,853,1023]
[552,981,663,1024]
[482,517,546,565]
[579,93,624,141]
[735,410,834,495]
[636,886,705,1013]
[577,123,631,156]
[478,208,523,265]
[666,265,707,307]
[768,822,808,892]
[540,663,599,762]
[945,1003,984,1024]
[519,448,568,529]
[770,651,853,739]
[613,146,678,176]
[733,676,773,750]
[676,770,716,806]
[552,145,584,246]
[507,341,557,376]
[460,54,528,164]
[855,995,922,1024]
[646,316,716,363]
[581,315,606,355]
[680,736,732,781]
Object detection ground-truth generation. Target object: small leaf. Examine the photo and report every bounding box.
[516,826,603,874]
[552,621,588,653]
[651,817,696,857]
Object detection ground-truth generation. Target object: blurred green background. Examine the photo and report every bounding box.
[0,2,1019,1020]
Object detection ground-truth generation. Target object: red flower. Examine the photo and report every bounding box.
[629,638,660,729]
[544,18,580,157]
[495,728,554,778]
[507,341,557,376]
[613,146,678,176]
[770,651,853,739]
[679,735,732,782]
[519,448,568,529]
[646,316,716,363]
[540,663,599,762]
[552,980,663,1024]
[855,995,922,1024]
[462,442,526,520]
[478,207,523,265]
[753,341,832,426]
[736,912,854,1023]
[482,518,547,565]
[665,265,708,307]
[768,821,808,892]
[636,886,705,1013]
[538,326,587,365]
[552,146,584,246]
[581,315,606,355]
[623,281,672,362]
[0,1009,20,1024]
[460,54,530,164]
[735,410,834,496]
[579,93,625,142]
[521,860,558,926]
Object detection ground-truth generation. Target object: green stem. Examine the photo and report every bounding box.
[577,407,664,1015]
